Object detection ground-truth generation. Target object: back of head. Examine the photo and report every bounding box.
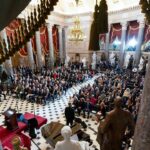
[114,96,122,108]
[61,126,72,140]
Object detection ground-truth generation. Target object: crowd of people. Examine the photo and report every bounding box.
[0,62,96,105]
[64,66,144,149]
[71,69,143,120]
[0,54,148,149]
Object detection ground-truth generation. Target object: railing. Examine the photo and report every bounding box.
[0,0,59,64]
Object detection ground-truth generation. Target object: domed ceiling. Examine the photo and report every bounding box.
[26,0,140,16]
[54,0,140,15]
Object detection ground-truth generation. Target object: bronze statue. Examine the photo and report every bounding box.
[11,136,28,150]
[97,96,135,150]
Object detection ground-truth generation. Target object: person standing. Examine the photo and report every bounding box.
[65,102,75,126]
[127,55,134,71]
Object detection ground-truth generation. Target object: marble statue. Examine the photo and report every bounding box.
[139,56,144,71]
[81,57,86,68]
[92,52,96,70]
[124,53,131,68]
[55,126,90,150]
[109,52,115,65]
[65,55,70,67]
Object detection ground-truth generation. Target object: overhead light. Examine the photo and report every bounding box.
[128,37,137,47]
[68,16,86,42]
[113,36,121,46]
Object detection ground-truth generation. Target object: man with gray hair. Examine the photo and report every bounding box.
[54,126,82,150]
[97,96,135,150]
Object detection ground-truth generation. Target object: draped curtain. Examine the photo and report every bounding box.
[40,26,49,55]
[126,21,139,42]
[6,19,27,57]
[110,23,122,43]
[108,23,122,51]
[142,24,150,51]
[144,25,150,42]
[52,25,59,63]
[126,21,139,51]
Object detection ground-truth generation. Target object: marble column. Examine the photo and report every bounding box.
[62,27,67,63]
[105,25,111,59]
[47,23,54,68]
[132,57,150,150]
[0,29,13,76]
[58,26,64,64]
[135,20,145,66]
[26,39,35,70]
[120,22,128,67]
[35,30,43,69]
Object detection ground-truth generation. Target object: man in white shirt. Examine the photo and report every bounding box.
[55,126,82,150]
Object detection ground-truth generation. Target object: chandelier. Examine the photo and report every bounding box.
[68,0,86,42]
[68,16,86,42]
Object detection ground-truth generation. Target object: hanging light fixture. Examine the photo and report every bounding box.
[68,0,86,42]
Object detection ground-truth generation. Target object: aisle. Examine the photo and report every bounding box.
[0,74,100,150]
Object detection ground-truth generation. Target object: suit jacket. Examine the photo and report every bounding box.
[55,140,82,150]
[65,107,75,120]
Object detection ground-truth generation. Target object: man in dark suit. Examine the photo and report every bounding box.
[97,96,135,150]
[65,102,75,126]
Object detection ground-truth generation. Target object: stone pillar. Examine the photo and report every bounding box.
[120,22,128,67]
[62,27,67,63]
[47,23,54,68]
[58,26,64,64]
[35,30,43,69]
[105,24,111,58]
[135,20,145,66]
[0,29,13,76]
[26,40,35,70]
[132,57,150,150]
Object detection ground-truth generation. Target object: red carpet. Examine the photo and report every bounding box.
[0,126,30,150]
[24,112,47,129]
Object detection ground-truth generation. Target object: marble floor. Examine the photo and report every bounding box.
[0,74,100,150]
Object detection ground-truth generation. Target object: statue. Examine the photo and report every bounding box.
[92,52,96,70]
[109,52,115,65]
[124,53,130,68]
[140,56,148,76]
[81,57,86,68]
[139,56,145,71]
[65,55,70,67]
[96,97,134,150]
[55,126,90,150]
[11,136,28,150]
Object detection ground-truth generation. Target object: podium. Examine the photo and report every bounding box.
[3,108,18,131]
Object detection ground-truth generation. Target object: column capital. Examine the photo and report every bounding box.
[57,25,63,33]
[121,22,128,30]
[46,23,53,30]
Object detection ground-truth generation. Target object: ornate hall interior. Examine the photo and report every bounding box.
[0,0,150,150]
